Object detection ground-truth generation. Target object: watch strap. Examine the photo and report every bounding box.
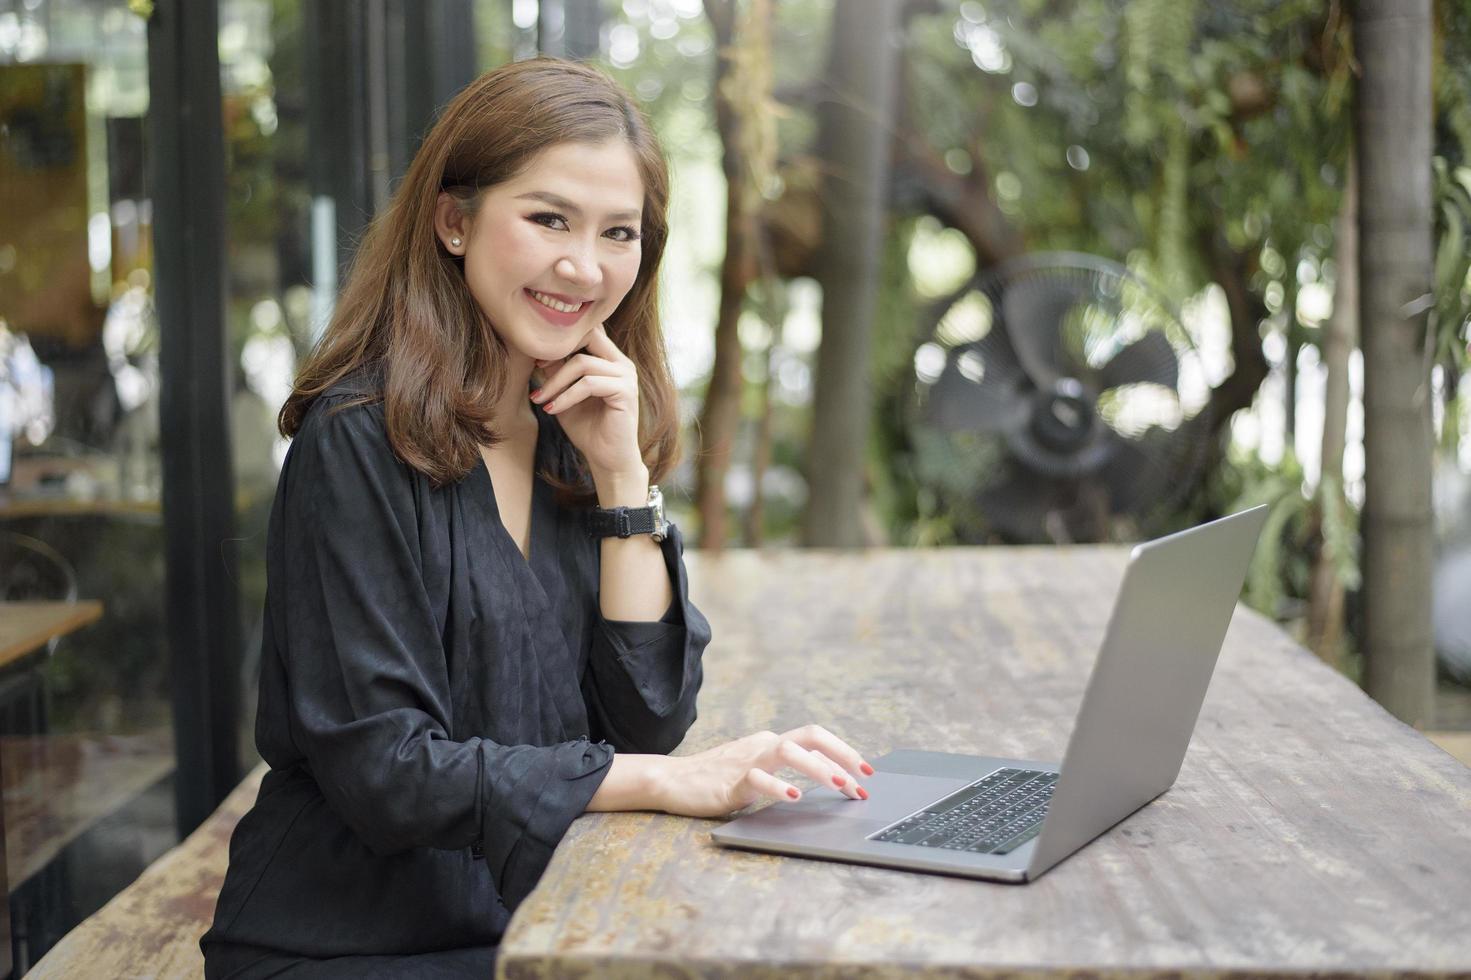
[586,505,659,538]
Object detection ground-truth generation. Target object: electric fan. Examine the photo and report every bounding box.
[912,252,1213,543]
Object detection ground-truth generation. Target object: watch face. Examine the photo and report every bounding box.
[649,485,667,541]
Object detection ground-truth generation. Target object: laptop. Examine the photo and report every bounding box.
[710,505,1270,883]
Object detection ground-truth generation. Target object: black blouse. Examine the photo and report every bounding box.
[201,383,710,962]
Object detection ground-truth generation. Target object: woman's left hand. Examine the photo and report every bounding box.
[530,323,644,481]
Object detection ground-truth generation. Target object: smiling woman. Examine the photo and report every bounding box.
[278,59,680,495]
[198,57,873,979]
[437,141,646,368]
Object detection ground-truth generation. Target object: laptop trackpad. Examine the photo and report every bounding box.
[717,771,967,845]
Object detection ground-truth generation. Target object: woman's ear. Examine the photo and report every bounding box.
[434,191,471,255]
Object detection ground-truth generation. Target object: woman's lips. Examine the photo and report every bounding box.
[524,288,590,326]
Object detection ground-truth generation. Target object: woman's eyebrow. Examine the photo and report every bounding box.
[515,190,641,222]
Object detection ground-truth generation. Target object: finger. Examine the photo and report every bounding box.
[784,724,875,783]
[530,357,564,390]
[745,766,803,803]
[581,323,631,364]
[532,346,596,380]
[543,375,631,415]
[775,738,862,800]
[532,353,624,405]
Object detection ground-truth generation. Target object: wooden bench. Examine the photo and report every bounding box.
[26,764,265,979]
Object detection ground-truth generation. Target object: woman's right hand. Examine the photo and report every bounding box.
[654,725,875,818]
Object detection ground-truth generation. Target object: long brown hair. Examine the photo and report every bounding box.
[279,57,679,499]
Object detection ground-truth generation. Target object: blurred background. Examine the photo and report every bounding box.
[0,0,1468,972]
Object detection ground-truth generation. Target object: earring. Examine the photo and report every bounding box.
[449,236,463,249]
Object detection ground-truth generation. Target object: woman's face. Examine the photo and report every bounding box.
[438,140,646,364]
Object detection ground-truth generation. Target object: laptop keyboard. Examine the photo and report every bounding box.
[869,767,1056,855]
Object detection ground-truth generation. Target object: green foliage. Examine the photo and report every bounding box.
[1215,447,1308,618]
[1431,157,1471,375]
[602,0,1468,617]
[1206,442,1359,624]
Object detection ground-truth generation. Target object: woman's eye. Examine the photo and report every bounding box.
[530,212,639,243]
[530,212,568,231]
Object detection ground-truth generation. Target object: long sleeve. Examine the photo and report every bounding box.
[581,522,711,755]
[272,398,612,908]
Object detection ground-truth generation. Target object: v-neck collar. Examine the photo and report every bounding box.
[458,406,585,741]
[465,411,583,740]
[471,409,564,597]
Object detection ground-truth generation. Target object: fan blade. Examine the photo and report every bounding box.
[977,464,1075,544]
[1000,276,1089,387]
[925,338,1026,433]
[1097,331,1180,392]
[1097,430,1165,515]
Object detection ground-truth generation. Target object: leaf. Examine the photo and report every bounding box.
[1455,165,1471,201]
[1435,202,1465,296]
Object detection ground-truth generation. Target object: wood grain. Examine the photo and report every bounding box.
[501,547,1471,978]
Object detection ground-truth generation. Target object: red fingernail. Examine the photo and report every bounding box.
[860,763,874,776]
[857,786,869,800]
[832,775,846,788]
[787,788,799,799]
[529,388,542,400]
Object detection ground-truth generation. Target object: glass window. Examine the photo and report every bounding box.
[1,3,174,971]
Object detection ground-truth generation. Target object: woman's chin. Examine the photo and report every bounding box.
[539,338,590,362]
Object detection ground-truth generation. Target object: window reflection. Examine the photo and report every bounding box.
[1,5,173,972]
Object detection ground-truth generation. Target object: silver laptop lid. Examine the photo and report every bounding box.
[1026,505,1269,878]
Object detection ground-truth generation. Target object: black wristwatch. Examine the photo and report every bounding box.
[586,484,670,542]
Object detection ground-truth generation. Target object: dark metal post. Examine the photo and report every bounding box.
[389,0,431,185]
[307,0,476,283]
[430,0,479,109]
[146,0,243,834]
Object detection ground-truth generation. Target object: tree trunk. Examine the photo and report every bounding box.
[1307,149,1358,667]
[1356,0,1435,726]
[744,277,787,547]
[562,0,602,61]
[536,0,601,59]
[802,0,899,547]
[1202,230,1272,443]
[693,0,758,550]
[1283,270,1300,448]
[537,0,561,56]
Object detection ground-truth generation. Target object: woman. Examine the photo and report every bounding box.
[202,58,873,978]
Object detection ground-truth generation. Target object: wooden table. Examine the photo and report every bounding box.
[0,497,160,520]
[501,547,1471,978]
[0,601,104,669]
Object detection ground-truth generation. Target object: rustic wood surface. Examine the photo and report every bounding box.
[501,547,1471,979]
[0,600,104,668]
[3,730,175,885]
[26,763,266,980]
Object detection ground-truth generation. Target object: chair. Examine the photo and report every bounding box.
[1,531,79,604]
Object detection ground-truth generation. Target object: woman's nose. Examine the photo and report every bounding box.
[555,253,602,289]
